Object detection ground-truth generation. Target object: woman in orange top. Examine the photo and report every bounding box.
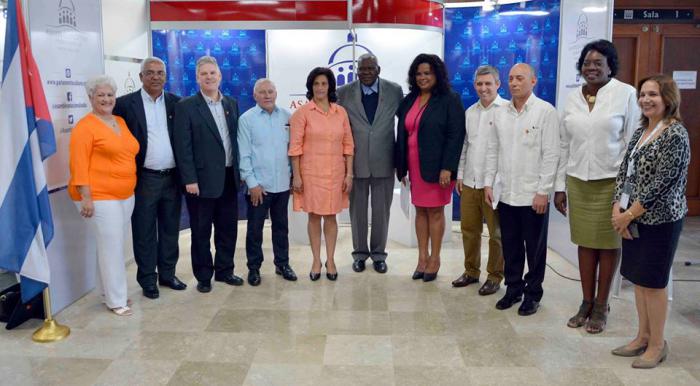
[68,75,139,316]
[289,67,354,281]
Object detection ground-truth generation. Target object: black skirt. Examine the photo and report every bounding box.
[621,218,684,289]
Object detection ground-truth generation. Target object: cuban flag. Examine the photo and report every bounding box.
[0,0,56,303]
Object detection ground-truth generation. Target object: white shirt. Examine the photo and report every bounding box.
[140,89,176,170]
[484,93,560,207]
[555,78,639,190]
[201,91,233,167]
[457,95,508,188]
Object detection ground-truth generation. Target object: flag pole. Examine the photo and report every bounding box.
[31,287,70,342]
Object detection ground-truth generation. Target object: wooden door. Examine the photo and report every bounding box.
[614,22,700,215]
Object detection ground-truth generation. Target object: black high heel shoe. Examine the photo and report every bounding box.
[422,272,438,282]
[310,262,321,281]
[325,262,338,281]
[412,271,424,280]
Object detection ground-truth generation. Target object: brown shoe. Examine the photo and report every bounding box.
[478,280,500,296]
[452,274,479,288]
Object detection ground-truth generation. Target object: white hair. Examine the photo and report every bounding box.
[253,78,276,93]
[140,56,166,74]
[85,75,117,97]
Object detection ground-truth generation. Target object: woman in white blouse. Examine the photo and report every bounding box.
[554,40,639,333]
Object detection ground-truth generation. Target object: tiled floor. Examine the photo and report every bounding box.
[1,218,699,386]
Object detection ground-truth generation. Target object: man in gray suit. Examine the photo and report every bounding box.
[337,54,403,273]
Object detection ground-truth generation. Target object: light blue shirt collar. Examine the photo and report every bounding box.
[361,79,379,95]
[254,104,280,115]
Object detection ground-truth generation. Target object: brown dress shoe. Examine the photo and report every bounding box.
[478,280,500,296]
[452,274,479,288]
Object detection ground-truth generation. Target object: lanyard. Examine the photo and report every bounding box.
[626,121,664,178]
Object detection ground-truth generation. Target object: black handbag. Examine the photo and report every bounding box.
[0,284,45,330]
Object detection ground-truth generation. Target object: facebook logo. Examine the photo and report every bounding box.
[66,91,72,102]
[65,68,71,78]
[68,114,74,125]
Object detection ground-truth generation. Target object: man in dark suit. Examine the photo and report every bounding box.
[173,55,243,293]
[114,57,186,299]
[337,54,403,274]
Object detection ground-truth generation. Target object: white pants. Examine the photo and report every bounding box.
[75,196,134,308]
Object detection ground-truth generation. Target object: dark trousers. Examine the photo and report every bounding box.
[498,202,549,302]
[131,169,181,289]
[185,169,238,283]
[349,176,394,262]
[245,190,290,270]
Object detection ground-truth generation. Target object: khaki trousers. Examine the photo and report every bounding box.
[459,185,504,283]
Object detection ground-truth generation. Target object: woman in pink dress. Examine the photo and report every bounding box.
[289,67,354,281]
[395,54,466,282]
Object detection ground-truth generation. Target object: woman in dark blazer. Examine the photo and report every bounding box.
[396,53,465,282]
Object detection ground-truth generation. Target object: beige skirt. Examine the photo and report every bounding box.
[567,176,621,249]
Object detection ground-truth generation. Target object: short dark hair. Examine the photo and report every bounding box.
[637,74,682,127]
[407,53,452,96]
[305,67,337,103]
[576,39,619,77]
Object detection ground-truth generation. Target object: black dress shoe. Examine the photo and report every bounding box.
[412,271,424,280]
[478,280,501,296]
[159,276,187,290]
[452,274,479,288]
[142,286,160,299]
[275,265,297,281]
[309,271,321,281]
[215,274,244,286]
[196,281,212,293]
[248,269,261,286]
[422,272,438,282]
[325,262,338,281]
[352,259,366,273]
[495,294,522,310]
[373,261,388,274]
[518,298,540,316]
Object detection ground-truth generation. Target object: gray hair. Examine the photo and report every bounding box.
[253,78,276,93]
[140,56,166,74]
[357,53,379,67]
[473,65,500,82]
[85,75,117,97]
[196,55,219,73]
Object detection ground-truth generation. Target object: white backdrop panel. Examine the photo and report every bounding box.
[106,59,143,97]
[268,28,443,112]
[556,0,613,108]
[28,0,104,190]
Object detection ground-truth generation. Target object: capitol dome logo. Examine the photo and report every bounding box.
[576,13,589,40]
[327,33,374,87]
[57,0,78,30]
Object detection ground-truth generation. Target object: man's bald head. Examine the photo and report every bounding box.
[508,63,537,102]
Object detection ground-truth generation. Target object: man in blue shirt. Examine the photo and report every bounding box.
[238,78,297,286]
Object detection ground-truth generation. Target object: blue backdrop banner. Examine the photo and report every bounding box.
[445,1,561,220]
[151,29,266,113]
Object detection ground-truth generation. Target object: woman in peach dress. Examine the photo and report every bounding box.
[289,67,354,281]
